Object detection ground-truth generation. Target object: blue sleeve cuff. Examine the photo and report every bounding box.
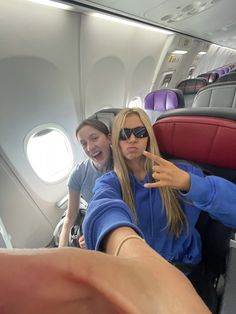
[180,173,236,228]
[179,173,212,206]
[83,199,144,250]
[95,222,144,251]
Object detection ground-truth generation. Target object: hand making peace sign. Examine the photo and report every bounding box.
[143,151,191,192]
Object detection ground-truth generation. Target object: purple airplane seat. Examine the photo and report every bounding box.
[144,88,185,123]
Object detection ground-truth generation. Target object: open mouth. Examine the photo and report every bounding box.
[91,151,103,160]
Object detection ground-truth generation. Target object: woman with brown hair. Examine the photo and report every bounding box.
[59,118,112,247]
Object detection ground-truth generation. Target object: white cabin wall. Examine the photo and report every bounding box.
[151,35,198,89]
[0,1,176,247]
[0,0,84,247]
[0,150,52,248]
[80,14,173,115]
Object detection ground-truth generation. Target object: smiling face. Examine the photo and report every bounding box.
[119,114,149,162]
[77,125,111,172]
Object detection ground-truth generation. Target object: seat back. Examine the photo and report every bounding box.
[88,108,121,131]
[217,71,236,83]
[213,68,226,77]
[192,81,236,109]
[153,107,236,276]
[222,67,230,74]
[176,78,208,107]
[195,211,233,275]
[197,72,219,84]
[144,88,185,123]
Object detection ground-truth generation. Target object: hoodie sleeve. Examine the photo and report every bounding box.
[83,172,144,251]
[180,170,236,229]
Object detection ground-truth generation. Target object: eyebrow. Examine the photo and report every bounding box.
[79,132,99,143]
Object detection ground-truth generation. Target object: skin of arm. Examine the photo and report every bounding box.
[103,226,210,314]
[10,145,229,314]
[58,188,80,247]
[0,243,210,314]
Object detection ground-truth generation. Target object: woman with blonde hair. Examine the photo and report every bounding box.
[83,107,236,310]
[84,106,236,258]
[111,107,187,237]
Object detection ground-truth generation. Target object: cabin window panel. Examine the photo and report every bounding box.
[128,97,142,108]
[160,72,174,88]
[26,126,73,183]
[187,67,195,78]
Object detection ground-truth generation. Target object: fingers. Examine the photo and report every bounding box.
[144,181,162,188]
[144,172,170,188]
[79,235,86,249]
[143,151,170,188]
[79,241,86,249]
[152,165,163,174]
[143,151,167,165]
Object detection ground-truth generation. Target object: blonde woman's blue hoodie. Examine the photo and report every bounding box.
[83,161,236,266]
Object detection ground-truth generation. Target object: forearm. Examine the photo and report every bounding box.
[104,227,210,314]
[58,217,74,247]
[0,248,127,314]
[104,227,156,258]
[59,189,80,247]
[0,247,210,314]
[0,249,67,313]
[83,199,141,250]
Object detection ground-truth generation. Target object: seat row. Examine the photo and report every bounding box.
[88,61,236,126]
[144,70,236,122]
[88,80,236,129]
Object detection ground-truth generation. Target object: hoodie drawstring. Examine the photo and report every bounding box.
[149,182,154,237]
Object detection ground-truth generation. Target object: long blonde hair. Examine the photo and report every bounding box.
[112,107,187,237]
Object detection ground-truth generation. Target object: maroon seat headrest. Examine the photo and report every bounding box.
[176,78,208,95]
[153,115,236,169]
[197,72,219,84]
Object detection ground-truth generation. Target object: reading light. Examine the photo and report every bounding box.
[171,50,188,54]
[198,51,207,55]
[91,13,173,35]
[30,0,72,10]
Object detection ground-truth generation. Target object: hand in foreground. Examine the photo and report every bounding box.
[0,247,210,314]
[143,151,191,191]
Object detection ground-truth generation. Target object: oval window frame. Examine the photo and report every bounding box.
[24,123,74,184]
[128,96,142,108]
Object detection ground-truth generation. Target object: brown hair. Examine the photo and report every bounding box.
[76,119,110,138]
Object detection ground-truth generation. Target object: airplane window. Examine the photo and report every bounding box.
[26,126,73,183]
[128,97,142,108]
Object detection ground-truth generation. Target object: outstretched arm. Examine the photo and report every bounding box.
[103,226,210,314]
[0,243,210,314]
